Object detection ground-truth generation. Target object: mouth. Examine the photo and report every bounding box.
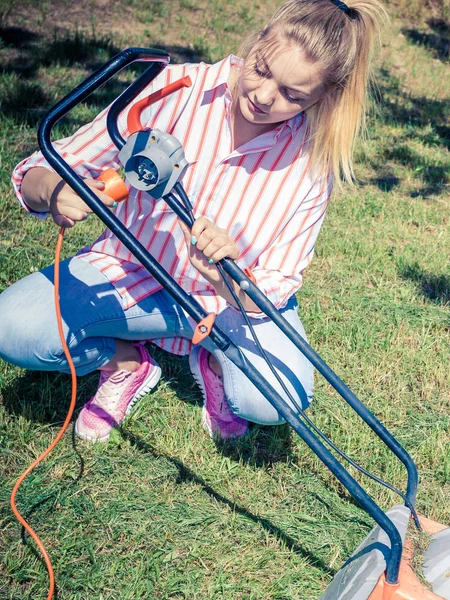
[247,97,267,115]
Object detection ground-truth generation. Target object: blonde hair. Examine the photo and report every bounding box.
[239,0,388,185]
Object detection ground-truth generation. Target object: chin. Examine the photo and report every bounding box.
[241,101,265,123]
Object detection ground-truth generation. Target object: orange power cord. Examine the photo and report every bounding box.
[8,74,190,596]
[10,226,75,600]
[9,170,128,598]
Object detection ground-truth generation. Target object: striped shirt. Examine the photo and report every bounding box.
[12,55,332,355]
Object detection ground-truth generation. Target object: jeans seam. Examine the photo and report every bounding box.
[66,310,179,348]
[220,352,242,417]
[172,304,185,337]
[53,338,116,374]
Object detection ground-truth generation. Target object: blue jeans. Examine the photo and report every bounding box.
[0,256,314,425]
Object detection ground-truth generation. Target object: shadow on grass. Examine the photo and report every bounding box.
[0,26,122,77]
[149,345,295,467]
[151,43,214,64]
[402,18,450,62]
[121,427,337,578]
[218,422,294,468]
[2,360,336,579]
[376,67,450,150]
[0,27,211,130]
[363,66,450,196]
[383,144,449,190]
[366,172,402,193]
[15,425,85,578]
[398,262,450,305]
[0,25,39,49]
[2,351,374,584]
[1,369,84,425]
[0,27,129,129]
[1,344,294,468]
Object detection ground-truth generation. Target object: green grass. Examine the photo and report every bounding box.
[1,1,449,599]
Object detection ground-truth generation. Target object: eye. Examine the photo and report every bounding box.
[253,63,268,78]
[283,88,303,104]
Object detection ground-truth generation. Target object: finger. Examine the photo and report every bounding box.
[195,226,224,252]
[55,185,93,215]
[201,235,239,261]
[208,245,240,263]
[178,218,210,253]
[177,218,192,243]
[53,213,76,228]
[200,236,226,258]
[85,180,118,207]
[191,216,213,241]
[85,178,106,190]
[53,205,89,223]
[96,190,119,207]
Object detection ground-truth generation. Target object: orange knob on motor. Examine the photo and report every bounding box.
[98,168,129,203]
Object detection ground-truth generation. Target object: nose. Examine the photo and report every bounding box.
[254,78,277,107]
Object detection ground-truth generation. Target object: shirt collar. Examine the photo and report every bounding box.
[202,55,243,94]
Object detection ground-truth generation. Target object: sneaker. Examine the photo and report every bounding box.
[75,343,161,442]
[189,346,248,439]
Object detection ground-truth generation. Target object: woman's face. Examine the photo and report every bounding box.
[236,38,327,128]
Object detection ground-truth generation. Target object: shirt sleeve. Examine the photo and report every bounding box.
[243,171,332,318]
[11,103,125,219]
[10,62,195,218]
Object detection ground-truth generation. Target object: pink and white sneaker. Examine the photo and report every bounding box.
[189,346,248,439]
[75,343,161,442]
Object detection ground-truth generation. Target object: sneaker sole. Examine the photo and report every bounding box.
[189,350,214,438]
[75,363,162,443]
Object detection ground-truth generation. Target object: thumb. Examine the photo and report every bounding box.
[53,213,75,228]
[97,190,119,207]
[87,179,106,191]
[86,179,118,207]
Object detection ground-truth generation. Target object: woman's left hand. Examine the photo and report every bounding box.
[178,216,239,283]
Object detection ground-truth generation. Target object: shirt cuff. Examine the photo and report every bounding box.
[11,153,54,219]
[229,269,302,319]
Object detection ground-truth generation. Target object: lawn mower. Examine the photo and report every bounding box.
[11,47,450,600]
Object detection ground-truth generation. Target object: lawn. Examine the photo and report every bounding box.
[0,1,449,599]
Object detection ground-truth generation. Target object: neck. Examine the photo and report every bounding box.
[231,108,272,150]
[229,67,277,151]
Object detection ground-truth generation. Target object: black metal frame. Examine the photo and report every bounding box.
[38,48,418,585]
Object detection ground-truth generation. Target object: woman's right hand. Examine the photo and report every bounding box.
[21,168,118,228]
[49,176,116,228]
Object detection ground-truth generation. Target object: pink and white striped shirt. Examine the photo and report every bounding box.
[12,55,332,355]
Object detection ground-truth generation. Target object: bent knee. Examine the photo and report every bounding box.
[0,279,62,370]
[227,381,313,426]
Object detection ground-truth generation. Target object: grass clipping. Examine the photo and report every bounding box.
[408,527,434,590]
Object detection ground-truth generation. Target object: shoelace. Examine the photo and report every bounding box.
[89,370,133,413]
